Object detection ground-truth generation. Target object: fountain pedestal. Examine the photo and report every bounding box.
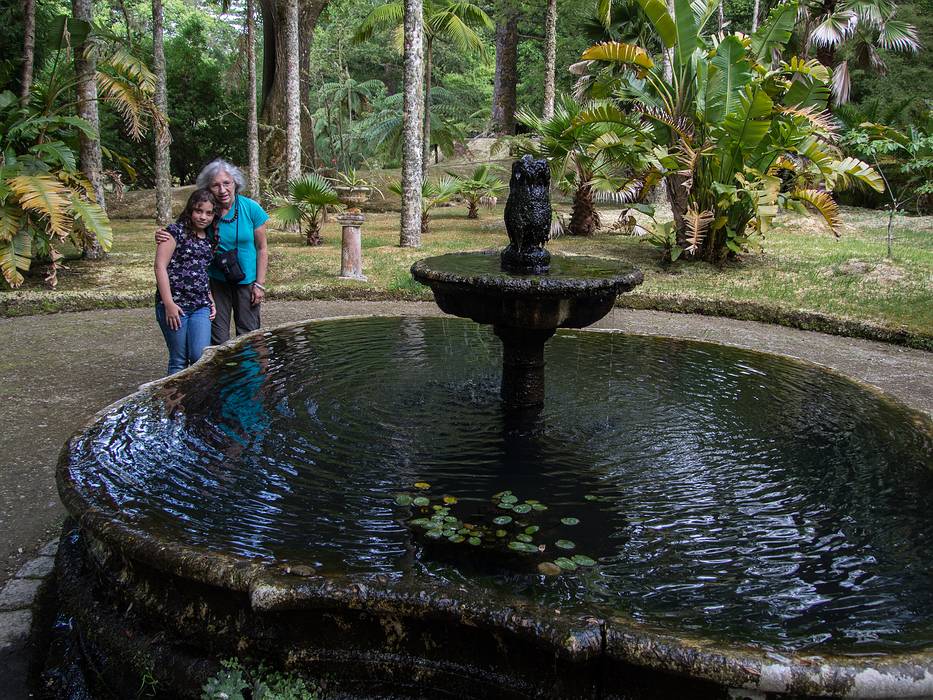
[337,211,366,281]
[495,325,554,409]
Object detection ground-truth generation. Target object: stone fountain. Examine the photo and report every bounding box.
[47,158,933,699]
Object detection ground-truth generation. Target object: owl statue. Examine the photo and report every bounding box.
[501,155,552,274]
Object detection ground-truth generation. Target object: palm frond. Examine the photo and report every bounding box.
[792,188,841,234]
[353,1,404,43]
[0,227,31,287]
[70,195,112,251]
[877,19,920,53]
[808,10,856,48]
[581,41,655,70]
[779,105,839,140]
[8,175,72,237]
[828,156,885,192]
[683,204,714,254]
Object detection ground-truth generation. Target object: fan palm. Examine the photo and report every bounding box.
[798,0,920,105]
[390,176,459,233]
[354,0,494,171]
[449,164,506,218]
[512,95,658,236]
[271,173,342,246]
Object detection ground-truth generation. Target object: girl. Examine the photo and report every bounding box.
[154,188,218,374]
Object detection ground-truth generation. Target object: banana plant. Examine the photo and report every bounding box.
[575,0,884,261]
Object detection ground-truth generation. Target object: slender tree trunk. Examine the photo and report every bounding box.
[72,0,106,259]
[491,5,519,135]
[422,39,432,176]
[400,0,424,247]
[247,0,261,198]
[542,0,556,120]
[20,0,35,105]
[285,0,302,182]
[258,0,329,190]
[153,0,172,226]
[751,0,760,31]
[663,0,674,81]
[718,0,724,31]
[666,173,690,248]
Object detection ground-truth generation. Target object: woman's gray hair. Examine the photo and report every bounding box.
[196,159,247,193]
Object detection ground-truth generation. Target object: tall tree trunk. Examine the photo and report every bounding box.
[666,173,690,248]
[20,0,35,105]
[751,0,760,32]
[72,0,107,259]
[258,0,329,190]
[247,0,261,198]
[491,6,518,135]
[718,0,724,32]
[153,0,172,226]
[400,0,424,247]
[663,0,674,81]
[284,0,302,182]
[422,39,432,176]
[542,0,556,120]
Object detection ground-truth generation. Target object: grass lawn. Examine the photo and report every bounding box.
[1,202,931,348]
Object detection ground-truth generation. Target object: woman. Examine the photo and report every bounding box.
[157,159,269,345]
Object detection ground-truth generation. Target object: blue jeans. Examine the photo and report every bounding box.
[156,304,212,375]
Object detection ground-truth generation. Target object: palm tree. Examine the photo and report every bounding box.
[542,0,557,119]
[153,0,172,226]
[72,0,106,258]
[319,76,385,170]
[513,95,655,237]
[799,0,920,105]
[400,0,425,247]
[270,173,341,245]
[246,0,260,198]
[390,176,459,233]
[354,0,493,174]
[449,164,505,218]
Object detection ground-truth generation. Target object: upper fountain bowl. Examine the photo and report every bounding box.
[411,251,643,330]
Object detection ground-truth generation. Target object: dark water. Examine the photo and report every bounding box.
[69,317,933,653]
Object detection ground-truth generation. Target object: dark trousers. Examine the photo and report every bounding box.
[210,278,261,345]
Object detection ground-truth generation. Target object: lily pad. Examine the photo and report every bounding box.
[571,555,596,567]
[516,534,533,543]
[412,497,430,507]
[395,495,412,506]
[532,504,548,511]
[448,534,465,543]
[554,557,578,571]
[500,494,519,504]
[495,529,508,538]
[537,562,562,576]
[497,502,514,510]
[508,541,539,553]
[560,517,580,526]
[414,482,431,490]
[493,515,513,525]
[512,504,532,514]
[555,539,576,550]
[443,495,458,504]
[584,494,598,502]
[425,529,443,539]
[411,518,430,527]
[524,526,540,535]
[468,537,482,546]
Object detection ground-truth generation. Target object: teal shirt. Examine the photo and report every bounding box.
[209,195,268,285]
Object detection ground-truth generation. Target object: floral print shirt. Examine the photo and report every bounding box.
[162,222,213,313]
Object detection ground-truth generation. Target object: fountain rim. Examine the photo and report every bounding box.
[56,314,933,699]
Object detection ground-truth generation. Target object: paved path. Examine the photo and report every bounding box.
[2,300,931,590]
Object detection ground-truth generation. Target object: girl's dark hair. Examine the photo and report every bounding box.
[176,188,218,235]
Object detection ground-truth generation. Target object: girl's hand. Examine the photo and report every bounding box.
[165,302,184,330]
[155,228,171,244]
[209,300,216,320]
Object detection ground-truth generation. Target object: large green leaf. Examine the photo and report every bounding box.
[29,141,77,172]
[633,0,676,48]
[673,0,701,72]
[705,36,753,125]
[723,86,774,149]
[784,75,831,109]
[70,195,112,251]
[0,227,32,287]
[750,2,798,62]
[581,42,654,70]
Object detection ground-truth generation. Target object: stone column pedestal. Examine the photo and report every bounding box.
[337,212,366,281]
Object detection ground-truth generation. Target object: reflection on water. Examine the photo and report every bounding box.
[69,317,933,653]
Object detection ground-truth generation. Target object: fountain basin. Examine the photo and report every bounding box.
[51,317,933,698]
[410,252,643,330]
